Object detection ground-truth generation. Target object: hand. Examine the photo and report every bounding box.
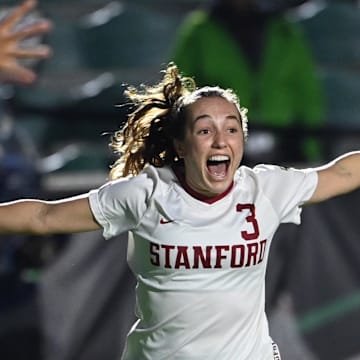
[0,0,53,85]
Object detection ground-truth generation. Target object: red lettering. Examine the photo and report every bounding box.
[236,204,260,241]
[161,244,175,268]
[150,242,160,266]
[246,242,259,267]
[175,246,190,268]
[193,246,212,268]
[214,245,230,268]
[230,244,245,267]
[150,240,268,269]
[258,239,267,264]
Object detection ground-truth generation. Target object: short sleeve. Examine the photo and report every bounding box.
[254,164,318,224]
[88,172,154,239]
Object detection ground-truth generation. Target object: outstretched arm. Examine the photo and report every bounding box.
[309,151,360,203]
[0,0,52,84]
[0,194,101,235]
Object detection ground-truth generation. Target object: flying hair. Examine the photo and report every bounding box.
[109,62,248,180]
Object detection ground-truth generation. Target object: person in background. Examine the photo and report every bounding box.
[0,0,52,269]
[171,0,325,164]
[0,2,52,358]
[0,62,359,359]
[0,0,52,85]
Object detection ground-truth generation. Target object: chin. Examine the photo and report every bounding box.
[207,180,231,195]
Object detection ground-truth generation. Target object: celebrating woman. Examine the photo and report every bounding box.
[0,63,359,359]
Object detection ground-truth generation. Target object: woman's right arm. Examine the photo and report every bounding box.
[0,194,101,235]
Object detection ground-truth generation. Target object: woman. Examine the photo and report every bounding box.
[171,0,325,162]
[1,63,359,359]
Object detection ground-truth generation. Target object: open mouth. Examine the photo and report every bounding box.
[207,155,230,179]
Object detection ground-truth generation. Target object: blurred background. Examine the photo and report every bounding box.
[0,0,360,359]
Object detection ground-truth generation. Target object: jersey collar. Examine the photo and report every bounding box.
[172,166,234,204]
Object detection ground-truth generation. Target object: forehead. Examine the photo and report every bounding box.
[186,96,240,119]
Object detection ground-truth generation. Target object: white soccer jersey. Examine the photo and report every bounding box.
[88,164,318,360]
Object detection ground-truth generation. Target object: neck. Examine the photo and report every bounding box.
[173,166,234,204]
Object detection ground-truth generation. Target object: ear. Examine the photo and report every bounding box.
[174,139,186,158]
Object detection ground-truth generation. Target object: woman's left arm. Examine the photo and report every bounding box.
[308,151,360,203]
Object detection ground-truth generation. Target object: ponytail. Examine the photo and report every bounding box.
[109,63,195,179]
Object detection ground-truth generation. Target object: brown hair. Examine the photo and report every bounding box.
[109,62,248,180]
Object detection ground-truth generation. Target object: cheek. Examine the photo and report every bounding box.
[231,139,244,161]
[174,139,187,158]
[184,144,205,168]
[184,137,203,155]
[233,136,244,150]
[190,143,208,160]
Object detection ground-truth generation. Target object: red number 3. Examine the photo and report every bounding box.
[236,204,260,241]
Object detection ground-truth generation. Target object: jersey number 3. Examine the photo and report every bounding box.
[236,203,260,241]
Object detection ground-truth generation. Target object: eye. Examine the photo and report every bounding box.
[228,127,239,133]
[197,128,211,135]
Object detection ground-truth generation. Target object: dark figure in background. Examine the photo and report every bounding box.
[0,0,52,270]
[172,0,325,164]
[0,0,51,200]
[0,1,52,359]
[0,0,52,200]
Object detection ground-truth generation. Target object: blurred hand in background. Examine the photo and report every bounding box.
[0,0,52,85]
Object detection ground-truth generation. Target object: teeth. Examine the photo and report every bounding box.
[208,155,230,162]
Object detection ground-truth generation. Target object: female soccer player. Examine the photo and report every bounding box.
[0,63,359,359]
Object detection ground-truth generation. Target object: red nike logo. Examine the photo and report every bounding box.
[160,218,175,224]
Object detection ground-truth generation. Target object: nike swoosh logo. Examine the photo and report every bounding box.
[160,218,175,224]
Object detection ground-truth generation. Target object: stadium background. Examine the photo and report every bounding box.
[0,0,360,359]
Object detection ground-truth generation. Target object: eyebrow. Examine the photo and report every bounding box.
[193,114,241,123]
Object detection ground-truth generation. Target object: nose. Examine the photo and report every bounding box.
[212,131,227,149]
